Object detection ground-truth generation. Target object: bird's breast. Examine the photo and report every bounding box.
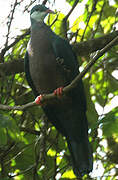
[28,29,66,94]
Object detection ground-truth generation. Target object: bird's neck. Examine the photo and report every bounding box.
[30,18,45,29]
[30,16,43,23]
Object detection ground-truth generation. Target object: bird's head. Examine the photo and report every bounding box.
[30,5,55,22]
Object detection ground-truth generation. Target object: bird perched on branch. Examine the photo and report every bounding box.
[24,4,93,178]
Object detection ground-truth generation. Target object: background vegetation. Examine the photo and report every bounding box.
[0,0,118,179]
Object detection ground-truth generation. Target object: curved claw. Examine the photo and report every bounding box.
[35,95,43,105]
[54,87,63,97]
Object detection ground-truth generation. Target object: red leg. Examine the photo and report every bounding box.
[35,95,43,105]
[54,87,63,97]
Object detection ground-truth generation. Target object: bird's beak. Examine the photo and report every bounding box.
[46,9,55,14]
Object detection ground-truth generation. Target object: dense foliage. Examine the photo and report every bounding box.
[0,0,118,179]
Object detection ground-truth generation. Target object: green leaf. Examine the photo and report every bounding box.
[84,79,98,125]
[66,0,79,6]
[0,128,7,145]
[0,113,12,128]
[47,13,69,38]
[62,169,76,178]
[100,107,118,137]
[0,113,20,141]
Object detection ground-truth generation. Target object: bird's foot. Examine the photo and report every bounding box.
[35,95,44,105]
[54,87,63,97]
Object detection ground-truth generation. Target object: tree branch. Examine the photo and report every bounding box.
[62,0,80,38]
[81,0,98,41]
[64,0,80,21]
[73,30,118,56]
[4,0,18,50]
[0,35,118,111]
[0,101,36,111]
[0,29,30,61]
[0,59,24,77]
[0,31,118,77]
[66,35,118,91]
[19,127,40,135]
[91,1,105,39]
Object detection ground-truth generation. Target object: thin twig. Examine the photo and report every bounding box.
[8,164,36,178]
[91,1,105,39]
[5,0,18,48]
[64,0,80,21]
[62,0,80,38]
[50,13,59,27]
[0,29,30,61]
[20,127,40,135]
[81,0,98,41]
[0,101,36,110]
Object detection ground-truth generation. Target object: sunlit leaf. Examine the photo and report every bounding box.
[100,107,118,137]
[66,0,82,6]
[62,169,76,178]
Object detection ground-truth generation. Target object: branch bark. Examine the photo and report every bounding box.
[0,35,118,111]
[0,59,24,77]
[73,30,118,55]
[62,0,80,38]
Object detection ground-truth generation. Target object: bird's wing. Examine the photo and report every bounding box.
[51,35,79,81]
[50,34,87,110]
[24,51,38,96]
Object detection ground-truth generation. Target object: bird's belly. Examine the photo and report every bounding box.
[29,58,55,94]
[29,53,66,94]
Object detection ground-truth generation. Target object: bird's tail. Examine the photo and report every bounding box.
[67,138,93,178]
